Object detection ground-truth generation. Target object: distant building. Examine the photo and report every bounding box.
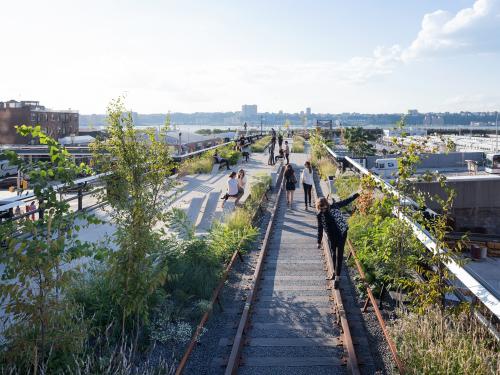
[407,109,419,115]
[241,104,258,118]
[423,114,444,126]
[306,107,311,116]
[0,100,78,144]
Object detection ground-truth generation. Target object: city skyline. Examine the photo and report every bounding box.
[1,0,500,114]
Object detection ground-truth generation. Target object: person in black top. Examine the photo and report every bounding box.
[284,164,297,209]
[267,142,275,165]
[278,133,283,149]
[316,193,360,288]
[214,151,231,170]
[275,148,284,163]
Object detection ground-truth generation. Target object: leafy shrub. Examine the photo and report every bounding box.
[390,307,499,375]
[251,136,271,152]
[218,146,240,165]
[208,209,258,263]
[291,135,305,153]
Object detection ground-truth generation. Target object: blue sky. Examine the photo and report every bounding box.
[1,0,499,114]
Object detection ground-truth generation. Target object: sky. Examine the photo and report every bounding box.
[1,0,500,114]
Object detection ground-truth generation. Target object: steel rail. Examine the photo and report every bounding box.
[347,239,406,374]
[175,171,279,375]
[311,180,360,375]
[224,168,285,374]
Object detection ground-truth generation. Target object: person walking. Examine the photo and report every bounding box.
[284,164,297,209]
[268,142,275,165]
[278,132,283,149]
[316,193,360,288]
[241,143,250,162]
[301,161,314,210]
[284,141,290,165]
[221,171,242,207]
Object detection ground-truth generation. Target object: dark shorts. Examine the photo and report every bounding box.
[285,181,296,191]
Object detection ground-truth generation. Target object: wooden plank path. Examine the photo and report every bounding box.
[224,155,348,375]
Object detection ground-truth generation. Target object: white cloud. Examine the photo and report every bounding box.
[340,0,500,83]
[402,0,500,61]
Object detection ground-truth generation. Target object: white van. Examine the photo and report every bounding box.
[0,160,18,178]
[372,158,398,178]
[485,153,500,174]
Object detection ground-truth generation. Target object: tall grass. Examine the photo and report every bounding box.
[251,136,271,152]
[177,143,241,176]
[390,307,499,375]
[316,157,337,180]
[178,156,213,175]
[334,174,360,200]
[291,135,305,153]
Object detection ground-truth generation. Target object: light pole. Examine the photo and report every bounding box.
[260,115,263,136]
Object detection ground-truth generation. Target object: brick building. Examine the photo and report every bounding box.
[0,100,79,144]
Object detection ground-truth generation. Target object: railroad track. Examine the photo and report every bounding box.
[222,165,362,375]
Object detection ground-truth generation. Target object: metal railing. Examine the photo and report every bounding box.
[323,144,500,319]
[0,135,264,218]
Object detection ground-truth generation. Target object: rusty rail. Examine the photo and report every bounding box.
[312,182,360,375]
[224,169,285,374]
[175,177,278,375]
[175,176,277,375]
[347,239,406,374]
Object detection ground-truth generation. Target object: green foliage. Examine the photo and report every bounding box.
[291,135,305,153]
[334,174,360,202]
[244,173,272,210]
[251,136,272,152]
[348,210,424,296]
[343,127,375,156]
[91,97,176,343]
[0,125,98,372]
[195,128,227,135]
[317,158,337,180]
[390,307,498,374]
[178,155,214,175]
[208,209,259,263]
[178,143,241,176]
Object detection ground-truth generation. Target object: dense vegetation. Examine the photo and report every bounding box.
[342,127,375,156]
[0,99,270,374]
[177,143,241,175]
[327,118,498,374]
[250,135,271,152]
[290,135,305,153]
[194,128,229,135]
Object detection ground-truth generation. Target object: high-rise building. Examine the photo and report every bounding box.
[241,104,258,118]
[306,107,311,116]
[0,100,79,144]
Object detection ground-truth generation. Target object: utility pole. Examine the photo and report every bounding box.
[260,115,263,136]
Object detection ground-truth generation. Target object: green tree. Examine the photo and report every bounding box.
[91,98,176,346]
[0,125,98,372]
[343,127,375,156]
